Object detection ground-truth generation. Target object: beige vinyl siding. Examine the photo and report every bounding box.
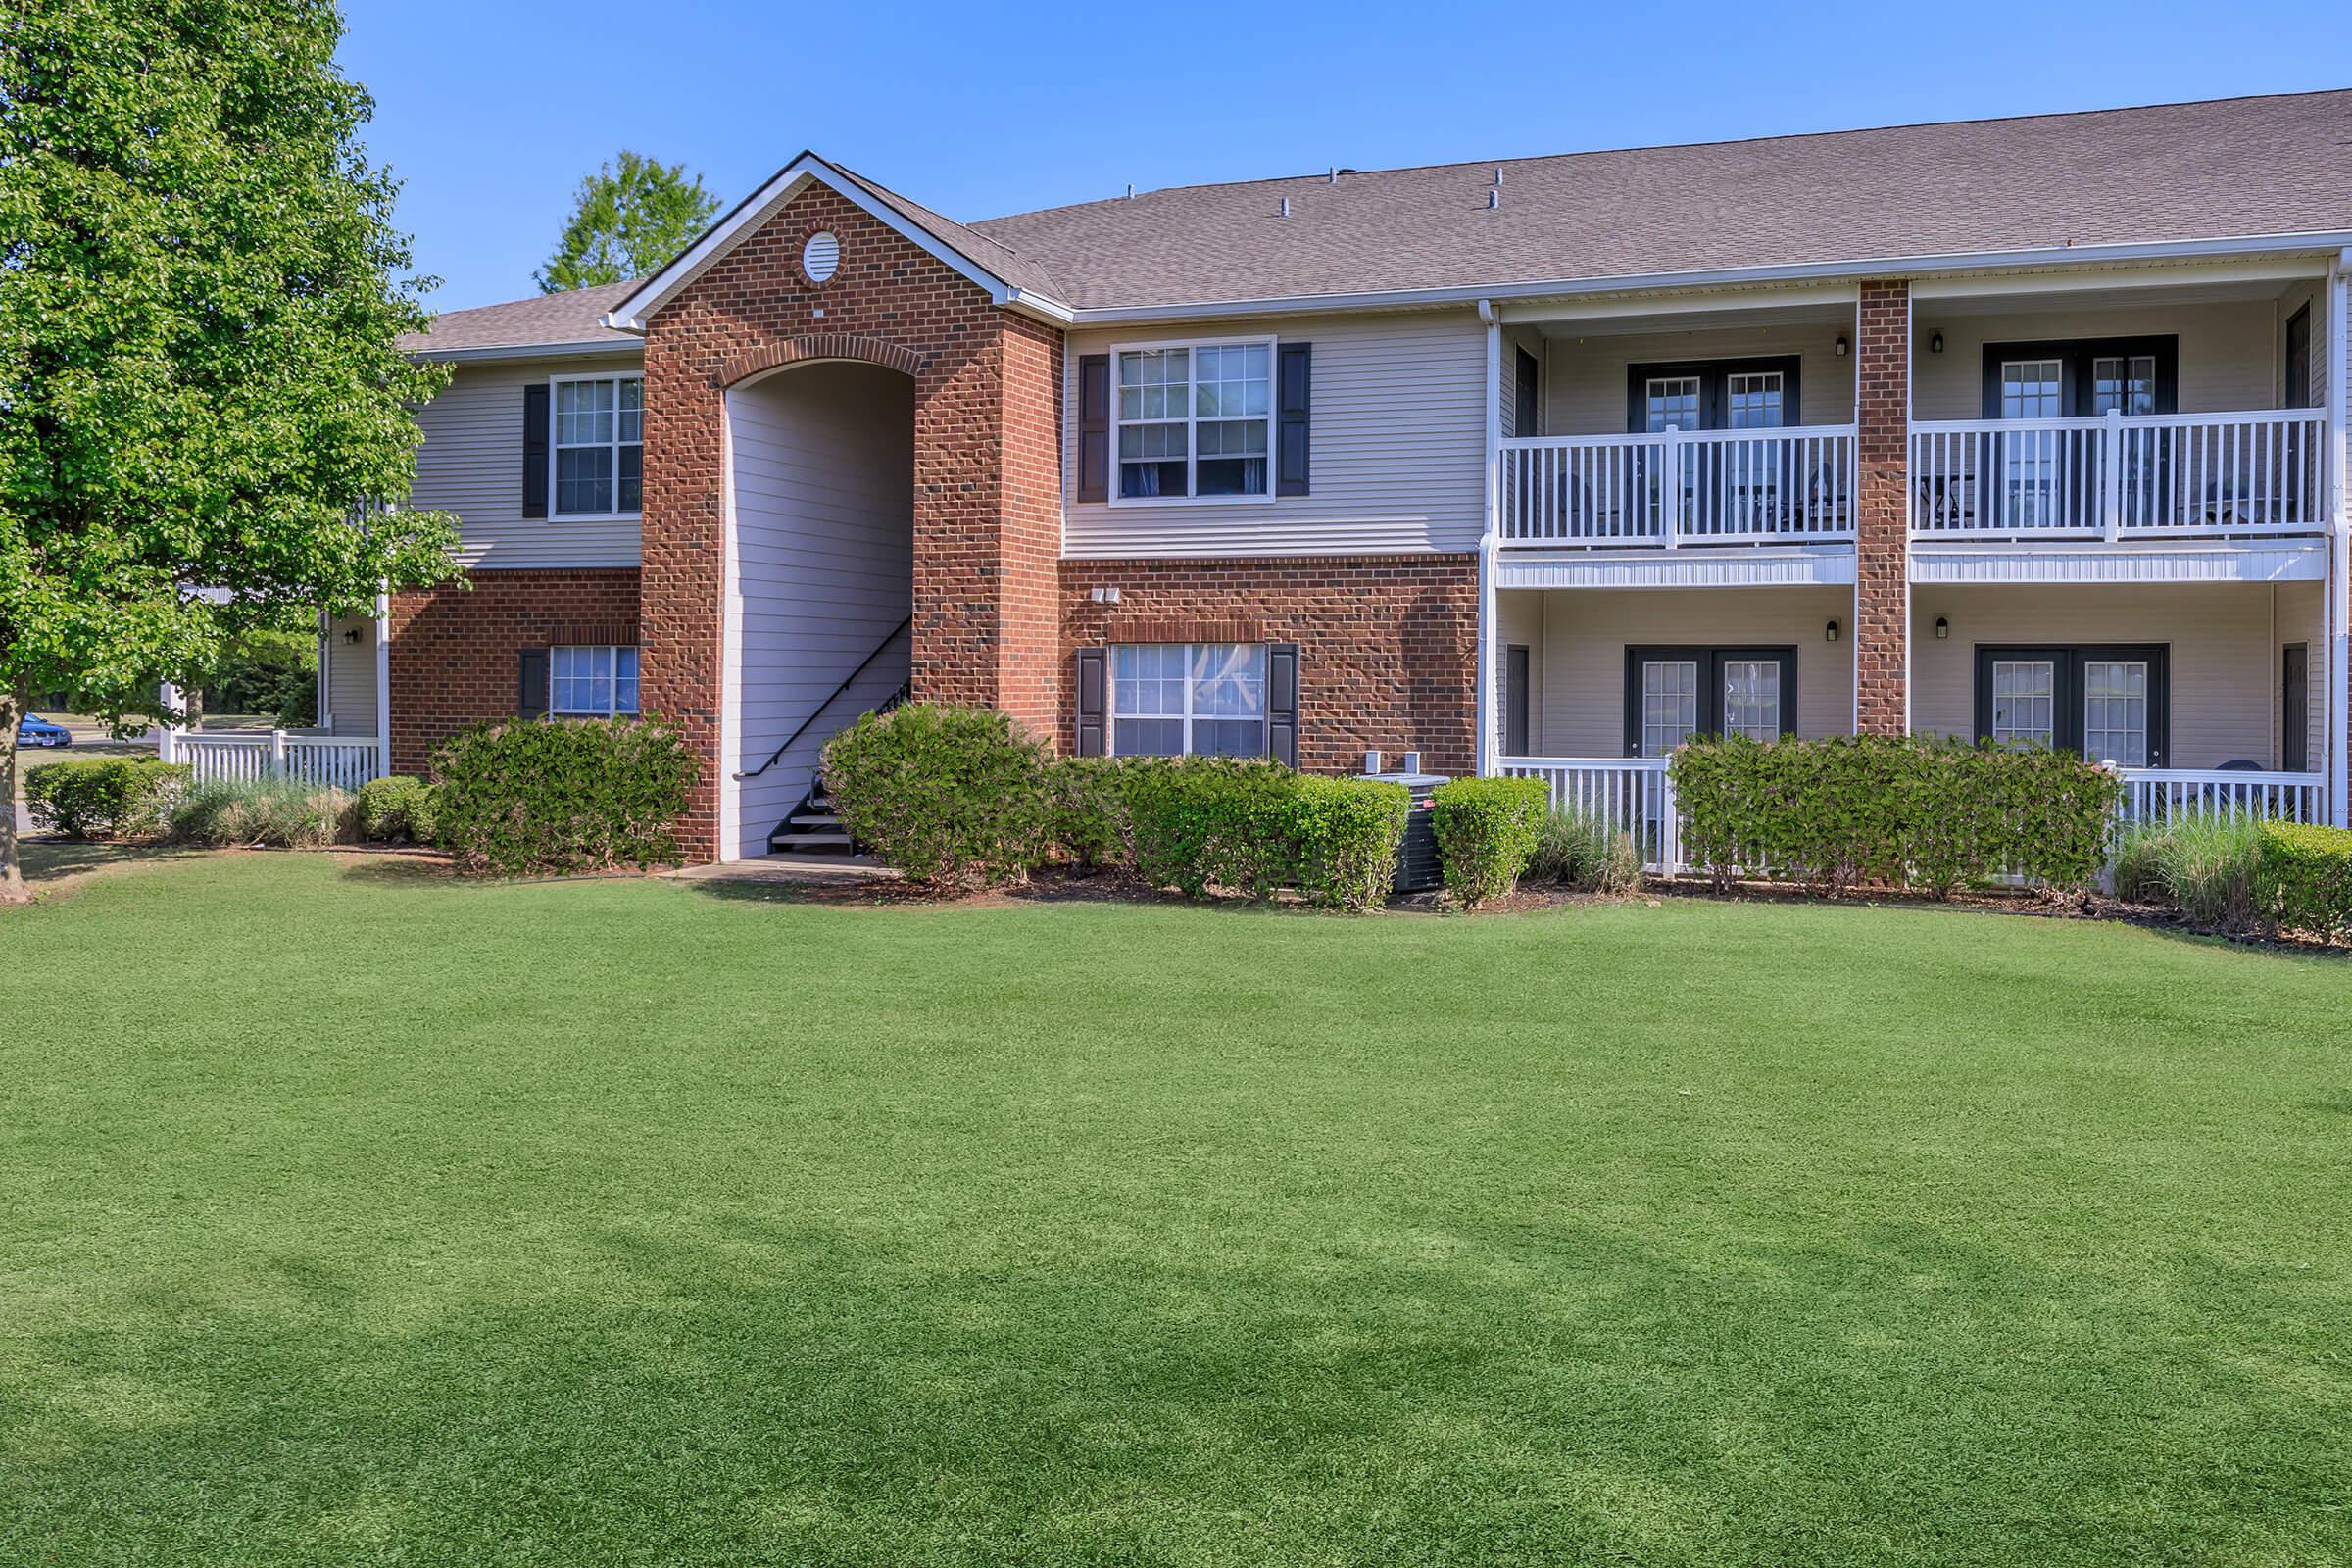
[1061,311,1484,558]
[1495,590,1544,750]
[1910,582,2321,770]
[411,354,645,570]
[1542,321,1856,436]
[321,612,377,738]
[1910,299,2278,419]
[1517,587,1852,755]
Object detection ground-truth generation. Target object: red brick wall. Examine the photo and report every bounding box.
[1854,279,1910,736]
[639,180,1062,861]
[1059,557,1481,775]
[387,568,641,774]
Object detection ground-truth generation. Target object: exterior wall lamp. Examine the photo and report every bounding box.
[1834,335,1849,358]
[1825,618,1840,643]
[1935,616,1950,640]
[1929,330,1945,354]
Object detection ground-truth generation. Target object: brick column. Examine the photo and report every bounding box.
[1854,279,1911,735]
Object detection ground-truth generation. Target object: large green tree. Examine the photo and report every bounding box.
[536,150,719,292]
[0,0,461,902]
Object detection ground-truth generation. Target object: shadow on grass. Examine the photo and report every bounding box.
[332,853,457,887]
[17,839,203,888]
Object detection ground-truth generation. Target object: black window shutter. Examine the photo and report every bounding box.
[1074,647,1106,756]
[522,384,550,518]
[1267,643,1299,766]
[1078,355,1110,504]
[516,649,549,717]
[1277,343,1311,496]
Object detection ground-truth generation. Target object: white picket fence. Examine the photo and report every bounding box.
[1496,757,2327,877]
[166,730,384,790]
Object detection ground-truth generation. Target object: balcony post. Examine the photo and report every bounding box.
[2101,408,2125,542]
[1853,279,1912,737]
[1661,425,1682,549]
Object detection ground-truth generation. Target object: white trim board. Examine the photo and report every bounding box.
[1496,545,1857,590]
[606,154,1074,333]
[1910,541,2326,584]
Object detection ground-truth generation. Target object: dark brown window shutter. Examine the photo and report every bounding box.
[1276,343,1311,496]
[1267,642,1299,766]
[522,384,550,518]
[516,649,549,717]
[1074,647,1106,756]
[1078,354,1110,503]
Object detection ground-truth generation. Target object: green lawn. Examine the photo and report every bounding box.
[3,855,2348,1566]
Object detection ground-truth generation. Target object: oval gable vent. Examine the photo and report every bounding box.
[801,230,841,286]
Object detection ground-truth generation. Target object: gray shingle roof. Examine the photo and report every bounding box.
[970,90,2352,311]
[399,280,642,356]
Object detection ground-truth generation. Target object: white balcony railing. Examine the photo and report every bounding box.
[2116,767,2324,826]
[1500,425,1857,546]
[1498,757,1682,871]
[1910,409,2327,539]
[1495,757,2326,879]
[168,730,385,790]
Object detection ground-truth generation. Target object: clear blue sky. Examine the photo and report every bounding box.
[339,0,2352,314]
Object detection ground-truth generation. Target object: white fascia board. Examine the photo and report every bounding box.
[1066,230,2352,327]
[1910,540,2327,584]
[410,339,644,366]
[603,155,1073,333]
[1496,545,1856,590]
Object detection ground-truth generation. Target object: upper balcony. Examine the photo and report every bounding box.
[1492,293,1862,573]
[1907,270,2331,549]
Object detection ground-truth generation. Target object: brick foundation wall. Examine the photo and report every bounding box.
[640,181,1062,862]
[387,568,641,774]
[1059,557,1481,776]
[1854,278,1910,736]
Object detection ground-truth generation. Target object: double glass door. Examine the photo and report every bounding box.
[1625,647,1797,758]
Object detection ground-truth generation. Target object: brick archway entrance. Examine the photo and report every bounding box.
[636,181,1062,862]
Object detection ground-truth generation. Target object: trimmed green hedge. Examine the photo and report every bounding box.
[23,758,188,840]
[1669,735,2122,896]
[432,718,697,876]
[1117,758,1409,910]
[357,775,442,845]
[1429,776,1550,906]
[2256,821,2352,941]
[823,705,1053,887]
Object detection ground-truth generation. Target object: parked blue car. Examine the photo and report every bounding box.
[17,714,73,748]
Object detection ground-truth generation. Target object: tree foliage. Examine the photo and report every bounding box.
[535,150,720,293]
[0,0,461,898]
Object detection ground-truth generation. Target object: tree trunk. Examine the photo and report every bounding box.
[0,691,26,905]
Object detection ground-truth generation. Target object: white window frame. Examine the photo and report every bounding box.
[550,645,641,718]
[548,371,644,520]
[1107,642,1269,757]
[1105,336,1278,508]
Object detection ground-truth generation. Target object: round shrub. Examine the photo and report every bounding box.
[1430,776,1550,906]
[23,758,189,840]
[821,705,1052,887]
[432,717,697,876]
[358,775,442,845]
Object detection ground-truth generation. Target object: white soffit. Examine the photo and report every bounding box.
[1496,545,1856,590]
[1910,541,2326,584]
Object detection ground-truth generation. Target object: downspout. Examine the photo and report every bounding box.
[373,586,392,783]
[1478,300,1501,776]
[2329,251,2350,825]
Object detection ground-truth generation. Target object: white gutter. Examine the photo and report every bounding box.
[1476,300,1500,775]
[2329,250,2350,826]
[1064,230,2352,326]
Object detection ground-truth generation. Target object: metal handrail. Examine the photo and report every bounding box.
[734,615,912,780]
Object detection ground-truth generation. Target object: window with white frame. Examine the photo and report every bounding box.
[553,375,644,516]
[1114,342,1271,500]
[551,646,640,717]
[1989,659,2055,748]
[1111,643,1266,756]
